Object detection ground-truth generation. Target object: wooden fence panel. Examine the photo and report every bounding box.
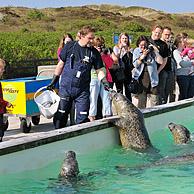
[5,58,58,79]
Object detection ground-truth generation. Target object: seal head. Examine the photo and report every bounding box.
[168,122,191,144]
[59,151,79,179]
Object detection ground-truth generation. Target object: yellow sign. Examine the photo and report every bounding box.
[1,82,26,115]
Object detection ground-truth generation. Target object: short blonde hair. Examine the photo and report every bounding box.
[0,58,5,67]
[93,36,105,47]
[79,26,95,36]
[176,32,188,39]
[187,38,194,47]
[152,24,163,31]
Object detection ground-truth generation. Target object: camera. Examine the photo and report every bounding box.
[147,45,154,52]
[121,43,127,48]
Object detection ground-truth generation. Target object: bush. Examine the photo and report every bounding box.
[123,22,147,32]
[0,32,60,64]
[27,9,45,20]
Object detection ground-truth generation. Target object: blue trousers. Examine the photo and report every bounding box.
[177,75,194,100]
[54,90,90,129]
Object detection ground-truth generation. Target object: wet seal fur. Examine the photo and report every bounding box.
[59,150,79,180]
[116,123,192,175]
[110,90,152,151]
[116,152,194,175]
[48,151,107,192]
[168,122,191,144]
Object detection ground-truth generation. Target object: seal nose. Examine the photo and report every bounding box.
[168,123,174,131]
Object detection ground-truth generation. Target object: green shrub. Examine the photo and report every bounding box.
[27,9,45,20]
[123,22,147,32]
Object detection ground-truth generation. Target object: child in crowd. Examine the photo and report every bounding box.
[181,38,194,61]
[0,59,12,142]
[181,38,194,75]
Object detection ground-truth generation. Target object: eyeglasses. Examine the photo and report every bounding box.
[85,35,94,40]
[139,43,146,47]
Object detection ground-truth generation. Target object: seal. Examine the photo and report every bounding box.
[110,90,152,151]
[168,122,191,144]
[116,152,194,175]
[47,151,80,192]
[59,150,79,180]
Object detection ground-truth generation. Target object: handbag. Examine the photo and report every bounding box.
[128,79,143,94]
[109,61,125,82]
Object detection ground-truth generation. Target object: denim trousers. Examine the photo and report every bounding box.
[158,70,176,104]
[177,75,194,100]
[89,78,112,117]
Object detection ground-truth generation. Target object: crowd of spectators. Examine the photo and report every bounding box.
[47,24,194,128]
[1,25,194,133]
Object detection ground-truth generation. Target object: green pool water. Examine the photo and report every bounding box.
[1,120,194,194]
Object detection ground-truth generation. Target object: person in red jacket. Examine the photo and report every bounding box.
[0,59,12,142]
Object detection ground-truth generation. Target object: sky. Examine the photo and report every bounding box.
[0,0,193,13]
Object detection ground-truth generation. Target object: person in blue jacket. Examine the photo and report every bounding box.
[47,26,109,129]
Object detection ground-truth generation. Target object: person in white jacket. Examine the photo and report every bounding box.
[173,33,194,100]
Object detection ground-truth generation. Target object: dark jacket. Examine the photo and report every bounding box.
[122,51,133,82]
[0,82,8,114]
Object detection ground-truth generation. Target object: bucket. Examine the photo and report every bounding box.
[34,86,60,119]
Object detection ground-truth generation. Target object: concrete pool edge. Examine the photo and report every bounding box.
[143,98,194,117]
[0,118,116,156]
[0,98,194,156]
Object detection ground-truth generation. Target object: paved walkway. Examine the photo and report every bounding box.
[3,83,179,143]
[3,116,54,142]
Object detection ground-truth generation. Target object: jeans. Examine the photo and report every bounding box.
[158,70,176,104]
[89,79,112,117]
[177,75,194,100]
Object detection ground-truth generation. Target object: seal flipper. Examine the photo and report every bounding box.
[112,117,126,129]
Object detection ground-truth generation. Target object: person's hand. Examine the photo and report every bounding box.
[103,82,110,91]
[101,77,110,91]
[142,49,149,56]
[47,75,59,90]
[119,43,127,50]
[139,49,148,61]
[47,83,55,90]
[7,102,13,108]
[104,85,110,91]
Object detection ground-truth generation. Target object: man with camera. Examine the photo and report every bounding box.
[161,27,176,103]
[149,25,169,104]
